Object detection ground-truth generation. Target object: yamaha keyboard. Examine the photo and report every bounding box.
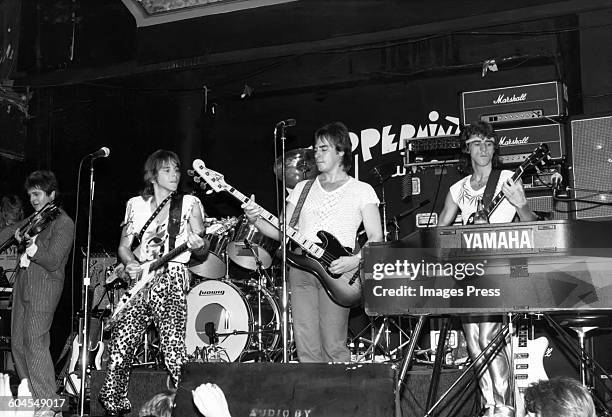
[362,220,612,315]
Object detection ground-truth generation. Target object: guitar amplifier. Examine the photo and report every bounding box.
[83,254,118,311]
[460,81,567,126]
[495,123,565,165]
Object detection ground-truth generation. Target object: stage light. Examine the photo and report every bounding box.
[240,84,253,99]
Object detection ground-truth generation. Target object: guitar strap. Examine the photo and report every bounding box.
[482,169,502,207]
[289,179,315,228]
[131,191,175,251]
[167,193,183,251]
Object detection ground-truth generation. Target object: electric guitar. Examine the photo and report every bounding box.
[513,315,549,417]
[467,144,550,225]
[62,319,106,396]
[192,159,362,307]
[105,218,236,330]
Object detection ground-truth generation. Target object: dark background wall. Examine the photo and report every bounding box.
[1,1,611,361]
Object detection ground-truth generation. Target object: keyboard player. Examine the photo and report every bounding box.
[437,121,538,417]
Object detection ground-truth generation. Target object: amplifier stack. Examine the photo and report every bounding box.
[459,80,570,220]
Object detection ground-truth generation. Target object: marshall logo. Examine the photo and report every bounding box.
[493,93,527,104]
[249,408,313,417]
[461,229,534,249]
[199,290,225,296]
[498,136,530,146]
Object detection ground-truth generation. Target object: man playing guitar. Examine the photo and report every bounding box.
[437,121,538,417]
[243,122,383,362]
[0,170,74,417]
[100,150,208,416]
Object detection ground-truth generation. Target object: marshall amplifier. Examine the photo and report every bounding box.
[495,123,565,165]
[460,81,567,126]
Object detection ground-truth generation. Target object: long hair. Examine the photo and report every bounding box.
[139,390,176,417]
[0,195,24,227]
[141,150,181,198]
[458,121,501,175]
[314,122,353,171]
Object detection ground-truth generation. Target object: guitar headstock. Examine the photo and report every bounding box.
[192,159,230,193]
[524,143,550,168]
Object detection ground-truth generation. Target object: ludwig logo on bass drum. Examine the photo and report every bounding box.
[199,290,225,296]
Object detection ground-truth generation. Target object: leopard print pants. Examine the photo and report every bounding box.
[100,264,188,414]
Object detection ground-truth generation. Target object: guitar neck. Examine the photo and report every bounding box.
[149,241,189,271]
[225,187,324,258]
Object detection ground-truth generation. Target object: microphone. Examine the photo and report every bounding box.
[204,321,218,345]
[551,171,563,190]
[88,147,111,159]
[276,119,296,127]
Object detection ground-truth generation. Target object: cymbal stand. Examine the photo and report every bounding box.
[358,168,408,362]
[243,239,273,361]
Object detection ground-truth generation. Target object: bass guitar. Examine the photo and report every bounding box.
[467,144,549,225]
[192,159,361,307]
[105,219,237,330]
[513,315,549,417]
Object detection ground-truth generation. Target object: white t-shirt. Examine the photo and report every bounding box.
[287,176,379,249]
[449,170,516,225]
[122,194,204,263]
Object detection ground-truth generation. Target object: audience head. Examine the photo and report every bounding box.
[139,389,176,417]
[523,377,595,417]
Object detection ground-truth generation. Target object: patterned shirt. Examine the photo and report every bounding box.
[449,170,517,225]
[121,194,204,263]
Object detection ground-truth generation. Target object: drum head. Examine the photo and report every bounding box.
[186,280,249,362]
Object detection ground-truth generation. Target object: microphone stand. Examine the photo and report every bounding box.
[277,123,290,363]
[78,158,96,416]
[243,239,274,361]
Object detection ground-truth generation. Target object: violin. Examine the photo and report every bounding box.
[0,202,61,253]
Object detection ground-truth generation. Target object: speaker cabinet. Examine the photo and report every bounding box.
[90,369,171,417]
[570,115,612,219]
[400,164,463,234]
[174,362,395,417]
[526,195,570,220]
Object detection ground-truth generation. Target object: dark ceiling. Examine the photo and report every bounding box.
[15,0,611,88]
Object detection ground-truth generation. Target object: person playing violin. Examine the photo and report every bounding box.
[0,170,75,417]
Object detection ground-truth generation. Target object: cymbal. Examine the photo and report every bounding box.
[274,148,319,188]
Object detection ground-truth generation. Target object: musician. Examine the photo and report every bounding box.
[0,171,74,417]
[100,150,208,416]
[438,121,538,417]
[243,121,383,362]
[0,194,24,228]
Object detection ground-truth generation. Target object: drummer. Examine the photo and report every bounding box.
[242,121,383,363]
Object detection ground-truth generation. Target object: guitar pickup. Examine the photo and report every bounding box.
[515,364,529,370]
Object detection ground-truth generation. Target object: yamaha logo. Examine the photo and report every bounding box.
[499,136,530,146]
[493,93,527,104]
[199,290,224,296]
[462,229,534,249]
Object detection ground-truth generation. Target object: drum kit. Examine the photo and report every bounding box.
[185,147,319,363]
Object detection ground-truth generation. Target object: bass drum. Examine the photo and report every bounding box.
[186,280,280,362]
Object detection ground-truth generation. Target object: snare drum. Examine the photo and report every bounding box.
[185,280,280,362]
[226,217,279,270]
